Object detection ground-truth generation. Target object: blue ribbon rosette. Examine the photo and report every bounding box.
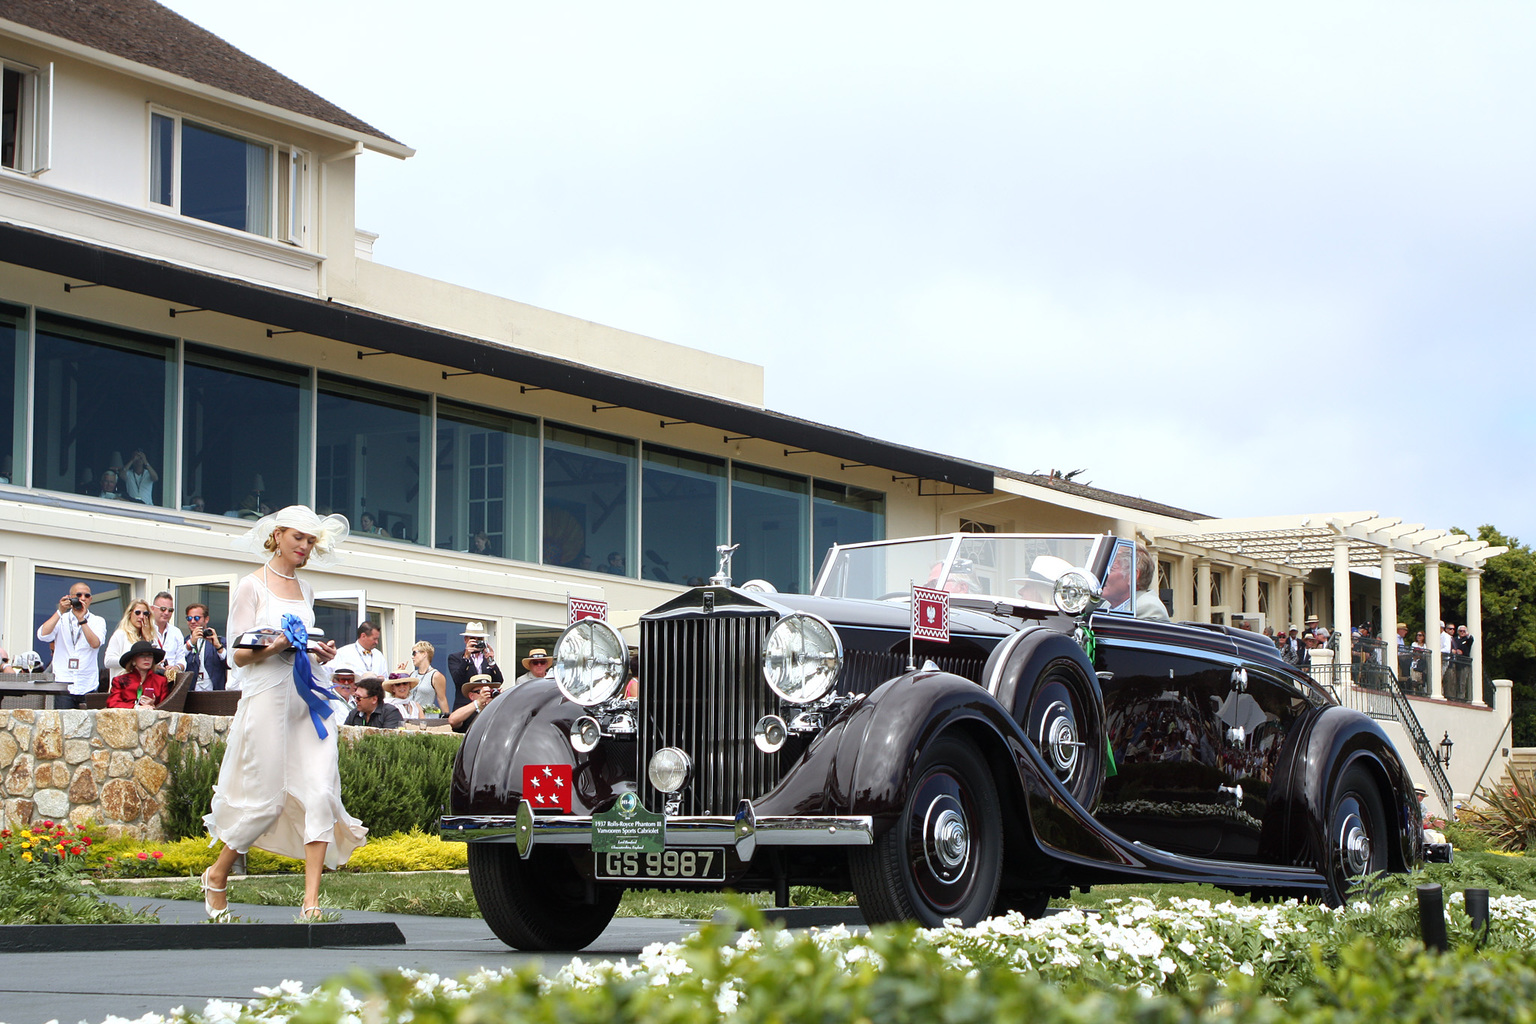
[282,613,338,739]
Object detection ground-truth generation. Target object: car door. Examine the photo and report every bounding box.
[1212,660,1316,860]
[1092,617,1242,858]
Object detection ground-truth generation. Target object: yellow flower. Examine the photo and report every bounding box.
[21,852,31,862]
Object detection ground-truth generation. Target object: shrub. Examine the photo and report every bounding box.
[160,730,462,843]
[344,828,467,872]
[93,831,465,876]
[161,738,227,841]
[336,731,461,837]
[1467,769,1536,851]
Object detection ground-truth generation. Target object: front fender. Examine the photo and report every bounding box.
[753,668,1021,827]
[1262,705,1422,872]
[450,679,635,816]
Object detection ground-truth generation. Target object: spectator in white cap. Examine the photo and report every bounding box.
[448,621,502,711]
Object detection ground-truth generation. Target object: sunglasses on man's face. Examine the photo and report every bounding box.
[187,614,204,621]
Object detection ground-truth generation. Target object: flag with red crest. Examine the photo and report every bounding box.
[568,597,608,624]
[912,585,951,643]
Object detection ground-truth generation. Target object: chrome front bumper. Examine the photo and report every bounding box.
[441,798,873,861]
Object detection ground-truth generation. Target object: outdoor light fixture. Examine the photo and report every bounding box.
[1438,731,1454,767]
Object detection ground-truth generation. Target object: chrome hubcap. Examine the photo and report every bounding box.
[922,800,971,881]
[1041,700,1080,777]
[1339,812,1371,876]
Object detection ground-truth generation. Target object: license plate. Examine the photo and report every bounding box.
[594,848,726,882]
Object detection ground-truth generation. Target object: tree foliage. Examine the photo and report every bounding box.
[1398,525,1536,743]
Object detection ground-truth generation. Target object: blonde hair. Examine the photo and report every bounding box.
[264,527,311,565]
[412,640,435,659]
[118,599,155,643]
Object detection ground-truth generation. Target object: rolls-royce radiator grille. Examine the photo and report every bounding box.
[639,613,779,816]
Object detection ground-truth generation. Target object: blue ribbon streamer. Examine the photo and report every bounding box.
[282,613,337,739]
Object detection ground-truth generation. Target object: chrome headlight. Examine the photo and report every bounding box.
[648,747,692,793]
[1054,571,1102,616]
[763,612,842,704]
[553,618,628,706]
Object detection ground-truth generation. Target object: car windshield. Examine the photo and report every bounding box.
[814,534,1106,607]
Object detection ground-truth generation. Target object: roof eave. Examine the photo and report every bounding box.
[0,17,414,160]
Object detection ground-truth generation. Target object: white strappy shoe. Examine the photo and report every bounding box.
[200,867,230,921]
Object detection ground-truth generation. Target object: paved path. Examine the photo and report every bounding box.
[0,898,701,1024]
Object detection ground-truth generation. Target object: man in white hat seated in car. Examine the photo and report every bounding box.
[447,621,502,711]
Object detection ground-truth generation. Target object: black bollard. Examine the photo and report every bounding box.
[1465,887,1491,939]
[1417,883,1448,952]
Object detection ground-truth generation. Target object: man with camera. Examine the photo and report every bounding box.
[181,603,229,691]
[150,591,187,673]
[447,673,498,733]
[447,622,502,710]
[36,582,105,709]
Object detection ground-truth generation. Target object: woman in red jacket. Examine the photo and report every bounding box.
[107,640,169,708]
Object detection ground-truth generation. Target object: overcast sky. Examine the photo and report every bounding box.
[164,1,1536,545]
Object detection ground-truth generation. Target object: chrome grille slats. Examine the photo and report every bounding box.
[839,649,987,693]
[640,610,778,815]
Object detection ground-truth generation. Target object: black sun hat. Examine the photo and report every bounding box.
[119,639,165,669]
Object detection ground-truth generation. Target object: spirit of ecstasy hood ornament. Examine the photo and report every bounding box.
[710,543,740,587]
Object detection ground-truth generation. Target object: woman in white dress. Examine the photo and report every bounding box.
[200,506,366,920]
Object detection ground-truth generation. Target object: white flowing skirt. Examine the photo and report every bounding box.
[204,661,366,868]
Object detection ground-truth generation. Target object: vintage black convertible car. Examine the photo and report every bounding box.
[442,533,1425,950]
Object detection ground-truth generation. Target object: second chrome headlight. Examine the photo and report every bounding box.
[763,612,842,704]
[554,618,628,706]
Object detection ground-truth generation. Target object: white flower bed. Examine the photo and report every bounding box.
[60,892,1536,1024]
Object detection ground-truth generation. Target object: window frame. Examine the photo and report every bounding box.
[146,105,310,245]
[1,57,50,176]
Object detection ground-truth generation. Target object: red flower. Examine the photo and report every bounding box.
[151,851,164,860]
[40,820,54,828]
[136,852,148,860]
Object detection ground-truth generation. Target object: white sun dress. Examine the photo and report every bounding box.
[204,569,366,867]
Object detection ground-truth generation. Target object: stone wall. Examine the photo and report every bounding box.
[1,708,231,840]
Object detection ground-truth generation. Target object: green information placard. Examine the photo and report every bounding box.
[592,793,665,854]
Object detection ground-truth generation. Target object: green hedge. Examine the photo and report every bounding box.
[162,731,461,841]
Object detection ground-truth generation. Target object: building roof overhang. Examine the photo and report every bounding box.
[0,222,993,492]
[1149,512,1507,573]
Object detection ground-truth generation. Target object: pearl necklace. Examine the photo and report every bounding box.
[265,560,298,581]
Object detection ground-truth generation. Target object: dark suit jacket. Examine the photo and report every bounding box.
[182,640,229,690]
[447,652,503,710]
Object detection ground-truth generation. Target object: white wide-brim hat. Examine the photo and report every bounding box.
[460,621,489,637]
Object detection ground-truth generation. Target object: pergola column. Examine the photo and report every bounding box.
[1425,560,1443,700]
[1195,559,1211,624]
[1332,537,1352,637]
[1467,567,1485,706]
[1290,579,1306,634]
[1379,550,1397,674]
[1244,570,1260,619]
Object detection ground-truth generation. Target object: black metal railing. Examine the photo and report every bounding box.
[1309,646,1455,813]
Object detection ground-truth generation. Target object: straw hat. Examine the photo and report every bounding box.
[521,648,552,669]
[460,621,489,637]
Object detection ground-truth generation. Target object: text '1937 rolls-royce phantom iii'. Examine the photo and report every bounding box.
[442,533,1426,950]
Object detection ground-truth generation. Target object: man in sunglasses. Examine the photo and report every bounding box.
[150,591,188,675]
[180,603,229,691]
[36,582,105,709]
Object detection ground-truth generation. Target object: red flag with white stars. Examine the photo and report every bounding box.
[522,763,573,812]
[912,585,951,643]
[569,597,609,624]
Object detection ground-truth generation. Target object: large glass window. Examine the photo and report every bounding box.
[812,480,885,581]
[435,400,538,561]
[0,301,21,485]
[32,571,130,680]
[183,346,308,517]
[543,424,635,575]
[316,376,429,542]
[32,313,173,504]
[641,445,725,586]
[731,464,810,593]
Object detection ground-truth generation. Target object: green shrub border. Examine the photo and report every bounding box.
[162,731,461,841]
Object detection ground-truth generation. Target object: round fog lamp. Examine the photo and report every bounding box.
[754,714,788,753]
[570,715,602,753]
[1053,571,1101,616]
[648,747,693,793]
